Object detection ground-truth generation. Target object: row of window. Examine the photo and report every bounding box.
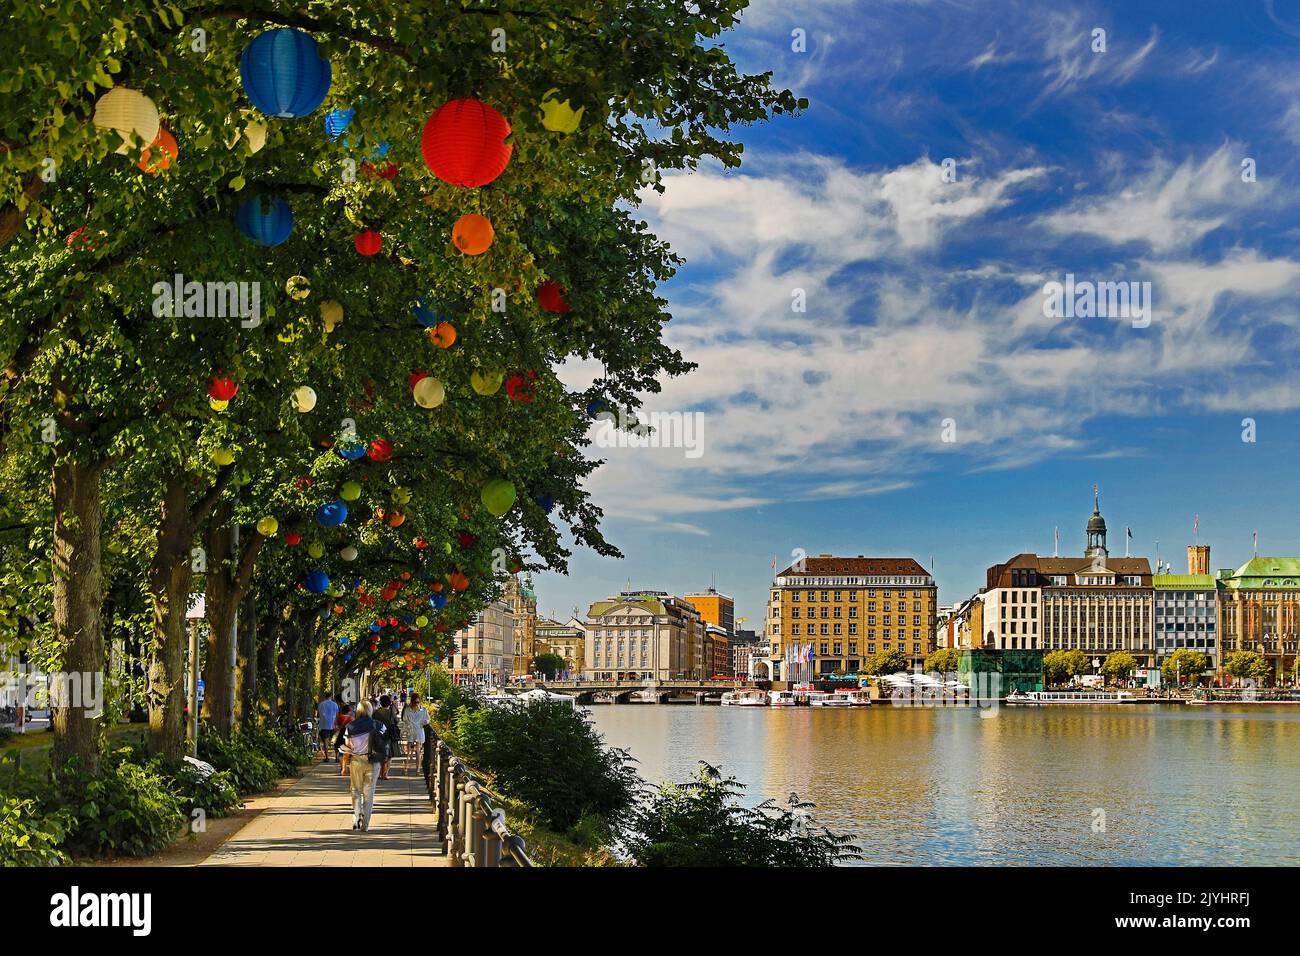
[777,589,928,603]
[783,623,925,639]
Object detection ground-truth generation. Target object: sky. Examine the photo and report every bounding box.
[535,0,1300,627]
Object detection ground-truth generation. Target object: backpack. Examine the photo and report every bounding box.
[368,720,390,762]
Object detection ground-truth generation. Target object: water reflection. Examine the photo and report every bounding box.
[588,703,1300,865]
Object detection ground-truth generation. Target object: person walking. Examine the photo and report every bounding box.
[402,692,430,771]
[317,692,339,762]
[372,694,399,780]
[335,703,354,776]
[342,701,383,831]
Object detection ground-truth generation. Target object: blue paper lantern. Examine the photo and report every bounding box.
[306,570,330,593]
[339,637,350,646]
[324,107,355,141]
[240,28,332,119]
[316,500,348,527]
[536,495,555,514]
[343,653,352,663]
[391,641,401,650]
[369,623,382,633]
[336,439,367,461]
[430,593,448,609]
[367,140,391,160]
[236,196,293,247]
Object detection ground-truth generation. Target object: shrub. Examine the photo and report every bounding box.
[167,760,241,818]
[0,725,15,745]
[621,763,862,867]
[198,734,279,795]
[435,682,483,726]
[241,726,310,777]
[455,699,638,833]
[0,795,72,867]
[55,755,186,858]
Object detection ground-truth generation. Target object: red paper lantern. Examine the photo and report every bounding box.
[355,228,382,256]
[458,531,476,548]
[537,280,570,314]
[285,532,302,546]
[368,439,393,461]
[506,372,536,404]
[362,160,399,180]
[421,99,513,188]
[208,374,239,401]
[409,369,430,390]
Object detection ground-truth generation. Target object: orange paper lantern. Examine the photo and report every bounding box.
[429,322,457,349]
[452,213,494,255]
[137,128,178,174]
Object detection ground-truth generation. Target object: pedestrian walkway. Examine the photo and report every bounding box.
[200,757,448,867]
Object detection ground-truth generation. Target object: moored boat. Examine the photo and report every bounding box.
[768,689,799,707]
[1006,690,1135,705]
[721,688,769,707]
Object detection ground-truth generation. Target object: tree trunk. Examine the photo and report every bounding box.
[235,591,257,730]
[259,613,280,723]
[147,476,195,763]
[50,457,106,775]
[200,511,236,737]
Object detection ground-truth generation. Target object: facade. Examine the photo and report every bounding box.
[504,574,540,678]
[585,591,706,680]
[451,597,515,685]
[983,494,1155,668]
[536,616,586,675]
[730,628,761,677]
[937,594,982,650]
[1153,574,1218,671]
[684,589,735,636]
[705,623,730,677]
[765,555,937,679]
[1216,557,1300,678]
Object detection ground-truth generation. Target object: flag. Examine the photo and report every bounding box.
[771,555,777,571]
[1193,514,1199,537]
[1254,530,1258,556]
[1054,526,1059,556]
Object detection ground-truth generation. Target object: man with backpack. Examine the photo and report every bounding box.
[341,700,390,831]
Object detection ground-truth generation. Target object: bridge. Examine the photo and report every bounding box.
[537,679,757,704]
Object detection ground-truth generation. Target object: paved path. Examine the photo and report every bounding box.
[200,758,448,867]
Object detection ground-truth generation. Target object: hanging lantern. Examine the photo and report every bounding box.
[392,486,412,505]
[336,439,367,461]
[256,516,279,536]
[470,369,504,396]
[239,28,332,119]
[428,322,457,349]
[208,374,239,402]
[449,572,470,593]
[340,480,362,502]
[505,372,536,404]
[452,213,494,255]
[292,385,317,412]
[412,376,445,409]
[340,545,359,562]
[539,88,584,134]
[355,229,382,256]
[236,196,294,246]
[535,495,556,514]
[136,128,178,174]
[481,479,517,517]
[308,541,325,559]
[368,439,394,462]
[210,398,229,412]
[305,570,330,594]
[537,281,571,314]
[416,615,429,628]
[320,300,343,333]
[317,500,349,527]
[324,107,355,141]
[285,275,311,300]
[211,448,235,466]
[387,512,405,528]
[93,87,160,156]
[286,532,302,546]
[244,121,268,154]
[420,98,513,188]
[412,300,438,328]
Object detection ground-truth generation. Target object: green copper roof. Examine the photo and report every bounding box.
[1217,557,1300,588]
[588,597,668,617]
[1153,575,1216,589]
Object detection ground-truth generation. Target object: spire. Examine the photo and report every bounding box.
[1085,485,1108,558]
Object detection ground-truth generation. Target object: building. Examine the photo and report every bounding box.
[684,588,735,636]
[585,591,706,680]
[937,594,982,650]
[1154,542,1218,673]
[765,555,937,680]
[705,623,730,677]
[504,574,540,678]
[451,597,515,685]
[730,628,761,677]
[1216,557,1300,679]
[982,492,1155,668]
[536,616,586,676]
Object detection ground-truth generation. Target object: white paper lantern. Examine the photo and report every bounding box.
[245,121,267,154]
[93,88,161,156]
[340,545,358,562]
[413,376,445,409]
[320,299,343,333]
[292,385,317,412]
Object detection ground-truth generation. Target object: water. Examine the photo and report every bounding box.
[587,703,1300,865]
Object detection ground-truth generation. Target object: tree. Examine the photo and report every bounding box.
[924,647,959,676]
[621,763,861,867]
[1100,651,1138,685]
[1160,649,1208,686]
[1043,648,1090,686]
[531,652,566,680]
[1223,650,1271,686]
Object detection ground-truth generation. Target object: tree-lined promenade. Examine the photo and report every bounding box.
[0,1,850,866]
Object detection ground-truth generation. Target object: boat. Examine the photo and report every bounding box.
[768,689,799,707]
[1005,690,1135,705]
[811,690,853,707]
[844,689,872,706]
[801,689,831,706]
[721,689,769,707]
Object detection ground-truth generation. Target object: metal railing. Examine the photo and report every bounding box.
[424,729,533,867]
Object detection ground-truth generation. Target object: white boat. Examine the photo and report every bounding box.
[721,689,769,707]
[1006,690,1136,705]
[811,690,853,707]
[768,689,799,707]
[801,689,831,706]
[844,689,872,706]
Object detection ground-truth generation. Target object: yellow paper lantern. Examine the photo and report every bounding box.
[210,397,229,412]
[392,486,412,505]
[256,516,279,536]
[93,88,161,156]
[340,480,362,502]
[539,89,584,134]
[320,300,343,333]
[245,121,267,154]
[308,542,325,559]
[413,376,445,409]
[286,275,311,300]
[470,369,504,396]
[211,448,235,466]
[292,385,317,412]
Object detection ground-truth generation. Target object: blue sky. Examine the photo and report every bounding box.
[536,0,1300,627]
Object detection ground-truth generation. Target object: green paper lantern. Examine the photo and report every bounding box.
[340,480,362,502]
[481,478,517,517]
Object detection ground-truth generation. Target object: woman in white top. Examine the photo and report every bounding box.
[402,692,430,769]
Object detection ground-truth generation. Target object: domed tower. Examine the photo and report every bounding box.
[1085,486,1108,558]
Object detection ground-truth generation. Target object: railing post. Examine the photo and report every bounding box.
[482,806,504,867]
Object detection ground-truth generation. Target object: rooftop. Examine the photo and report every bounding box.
[776,556,930,577]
